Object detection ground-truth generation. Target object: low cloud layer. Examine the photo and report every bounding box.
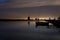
[6,0,60,8]
[0,0,60,8]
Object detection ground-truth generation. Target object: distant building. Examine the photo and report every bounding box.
[28,16,30,20]
[35,18,37,21]
[35,18,39,21]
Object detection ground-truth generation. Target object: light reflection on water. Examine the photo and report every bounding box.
[0,21,60,40]
[0,21,59,32]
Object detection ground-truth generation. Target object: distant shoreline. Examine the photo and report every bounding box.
[0,19,59,21]
[0,19,35,21]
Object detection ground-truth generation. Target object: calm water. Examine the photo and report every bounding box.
[0,21,60,40]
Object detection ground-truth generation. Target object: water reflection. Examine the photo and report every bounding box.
[28,21,30,26]
[0,21,60,40]
[35,24,52,29]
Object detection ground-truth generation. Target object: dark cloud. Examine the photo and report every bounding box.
[7,0,60,8]
[0,5,60,18]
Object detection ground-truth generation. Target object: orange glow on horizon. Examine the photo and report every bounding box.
[39,18,49,20]
[9,17,55,20]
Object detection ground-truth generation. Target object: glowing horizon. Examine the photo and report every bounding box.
[4,17,56,20]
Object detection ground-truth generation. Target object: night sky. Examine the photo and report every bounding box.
[0,0,60,19]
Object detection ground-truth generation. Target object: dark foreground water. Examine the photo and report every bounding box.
[0,21,60,40]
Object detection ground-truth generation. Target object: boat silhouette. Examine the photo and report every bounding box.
[36,21,49,26]
[45,20,60,28]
